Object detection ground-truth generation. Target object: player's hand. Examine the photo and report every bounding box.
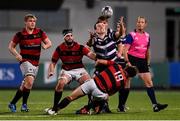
[48,72,54,79]
[119,17,126,36]
[116,16,126,37]
[15,54,22,62]
[42,43,47,50]
[117,16,124,28]
[126,61,132,67]
[119,16,124,24]
[95,59,108,66]
[88,30,96,39]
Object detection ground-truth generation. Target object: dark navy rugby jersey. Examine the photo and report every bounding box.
[91,28,121,61]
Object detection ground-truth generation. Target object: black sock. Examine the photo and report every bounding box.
[122,88,130,105]
[22,87,30,105]
[56,97,71,111]
[147,87,157,104]
[118,88,130,108]
[53,91,62,109]
[88,94,92,104]
[11,89,23,104]
[118,89,124,108]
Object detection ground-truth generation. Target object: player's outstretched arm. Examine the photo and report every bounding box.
[115,16,126,39]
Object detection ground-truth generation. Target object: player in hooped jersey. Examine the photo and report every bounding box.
[76,16,127,113]
[46,62,137,115]
[124,16,168,112]
[8,14,52,112]
[45,29,96,113]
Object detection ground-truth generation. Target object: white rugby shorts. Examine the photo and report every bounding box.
[81,79,108,100]
[58,68,89,82]
[20,61,39,77]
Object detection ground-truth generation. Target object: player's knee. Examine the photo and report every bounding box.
[67,96,73,101]
[55,84,64,91]
[24,75,34,87]
[55,79,66,91]
[24,80,34,89]
[24,84,33,90]
[103,94,109,100]
[79,73,91,84]
[145,80,153,87]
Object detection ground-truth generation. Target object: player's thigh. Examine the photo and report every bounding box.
[58,69,72,85]
[20,61,39,77]
[20,61,38,88]
[81,79,95,94]
[81,79,108,100]
[70,68,91,84]
[92,88,108,100]
[128,55,149,73]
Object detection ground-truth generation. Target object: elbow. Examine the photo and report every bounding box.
[8,45,13,52]
[8,46,11,51]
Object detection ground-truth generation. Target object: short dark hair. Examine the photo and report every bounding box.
[124,66,138,78]
[98,16,109,22]
[62,29,72,36]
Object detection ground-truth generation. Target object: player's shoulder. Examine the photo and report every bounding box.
[35,27,40,30]
[15,28,25,35]
[14,29,25,39]
[144,31,150,37]
[55,42,65,52]
[15,31,22,37]
[74,41,81,45]
[59,42,66,47]
[35,27,42,31]
[74,41,85,48]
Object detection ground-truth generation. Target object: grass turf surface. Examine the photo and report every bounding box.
[0,90,179,120]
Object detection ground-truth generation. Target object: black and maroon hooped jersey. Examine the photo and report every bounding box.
[12,28,47,66]
[12,28,48,66]
[51,42,90,70]
[94,64,127,95]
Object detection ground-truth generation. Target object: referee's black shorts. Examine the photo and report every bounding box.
[128,54,149,73]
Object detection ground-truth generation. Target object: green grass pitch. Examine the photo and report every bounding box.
[0,90,179,120]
